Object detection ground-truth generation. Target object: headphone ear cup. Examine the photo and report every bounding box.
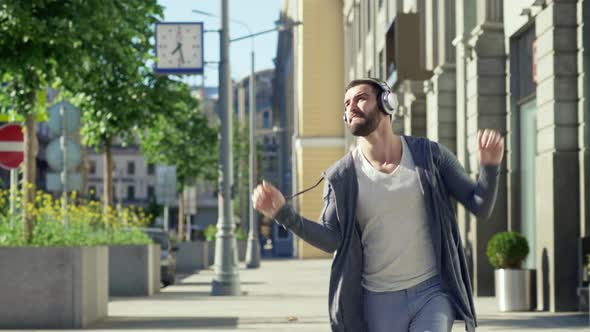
[386,92,398,113]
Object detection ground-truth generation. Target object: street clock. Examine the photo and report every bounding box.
[155,22,204,74]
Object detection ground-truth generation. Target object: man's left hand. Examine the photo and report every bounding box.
[478,129,504,166]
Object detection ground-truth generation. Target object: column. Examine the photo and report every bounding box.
[535,0,579,311]
[465,0,508,297]
[425,0,457,152]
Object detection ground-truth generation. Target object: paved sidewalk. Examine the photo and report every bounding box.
[10,259,590,331]
[99,259,589,332]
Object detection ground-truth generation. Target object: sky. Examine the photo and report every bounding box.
[158,0,283,88]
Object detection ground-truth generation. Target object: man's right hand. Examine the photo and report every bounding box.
[251,180,286,219]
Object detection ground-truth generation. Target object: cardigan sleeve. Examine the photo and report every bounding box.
[273,181,342,253]
[436,143,500,219]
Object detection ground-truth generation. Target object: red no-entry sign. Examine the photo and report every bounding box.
[0,124,24,169]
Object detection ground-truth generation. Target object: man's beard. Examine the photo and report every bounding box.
[349,106,381,137]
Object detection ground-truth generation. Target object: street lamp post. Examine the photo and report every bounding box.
[245,49,260,268]
[211,0,241,296]
[192,7,301,273]
[230,21,301,269]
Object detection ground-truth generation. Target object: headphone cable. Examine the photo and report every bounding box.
[285,176,325,200]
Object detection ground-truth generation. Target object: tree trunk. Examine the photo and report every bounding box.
[103,140,113,211]
[80,134,89,196]
[22,113,37,243]
[178,189,184,241]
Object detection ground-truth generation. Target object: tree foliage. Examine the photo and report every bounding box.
[0,0,162,241]
[139,78,219,189]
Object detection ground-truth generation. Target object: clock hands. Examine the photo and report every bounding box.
[171,42,181,55]
[171,42,185,64]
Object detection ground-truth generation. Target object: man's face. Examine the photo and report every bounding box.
[344,84,382,137]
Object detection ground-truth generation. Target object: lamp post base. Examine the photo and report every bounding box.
[211,278,241,296]
[245,237,261,268]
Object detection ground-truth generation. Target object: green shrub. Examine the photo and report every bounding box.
[235,226,247,241]
[204,224,217,241]
[0,190,153,247]
[486,231,529,269]
[108,228,152,245]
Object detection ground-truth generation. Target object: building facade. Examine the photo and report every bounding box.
[277,0,588,312]
[235,69,294,256]
[86,145,157,207]
[342,0,588,312]
[279,0,347,259]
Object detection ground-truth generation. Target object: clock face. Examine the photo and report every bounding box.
[155,22,203,74]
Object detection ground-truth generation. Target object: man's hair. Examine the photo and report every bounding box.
[344,79,383,98]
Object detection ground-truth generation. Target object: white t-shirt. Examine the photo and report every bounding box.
[353,136,437,292]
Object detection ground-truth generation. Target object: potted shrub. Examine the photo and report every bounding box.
[486,231,533,311]
[0,190,162,327]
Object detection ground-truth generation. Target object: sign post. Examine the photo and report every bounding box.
[0,123,25,228]
[46,101,82,226]
[156,165,177,232]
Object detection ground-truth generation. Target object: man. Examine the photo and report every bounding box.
[252,78,503,332]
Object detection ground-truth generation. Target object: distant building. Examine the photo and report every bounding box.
[85,142,157,207]
[191,85,220,230]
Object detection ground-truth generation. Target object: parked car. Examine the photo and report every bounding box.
[140,228,178,287]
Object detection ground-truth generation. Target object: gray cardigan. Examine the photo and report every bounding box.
[274,135,500,332]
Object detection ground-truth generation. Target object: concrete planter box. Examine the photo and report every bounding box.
[0,246,108,329]
[208,239,247,266]
[109,244,160,296]
[176,241,209,273]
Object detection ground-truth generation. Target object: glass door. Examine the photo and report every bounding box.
[520,98,537,269]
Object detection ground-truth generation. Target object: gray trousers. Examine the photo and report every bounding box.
[363,275,455,332]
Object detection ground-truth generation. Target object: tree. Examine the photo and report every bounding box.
[75,1,163,212]
[140,79,219,240]
[233,114,249,221]
[0,0,161,242]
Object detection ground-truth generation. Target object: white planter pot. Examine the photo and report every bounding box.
[495,269,534,311]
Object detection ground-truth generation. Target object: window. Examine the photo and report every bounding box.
[127,186,135,200]
[89,161,96,175]
[147,186,155,199]
[147,163,155,175]
[367,0,371,31]
[127,161,135,175]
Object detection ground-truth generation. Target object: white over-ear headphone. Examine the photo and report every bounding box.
[343,78,398,124]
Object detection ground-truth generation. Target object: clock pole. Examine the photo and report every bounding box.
[211,0,241,296]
